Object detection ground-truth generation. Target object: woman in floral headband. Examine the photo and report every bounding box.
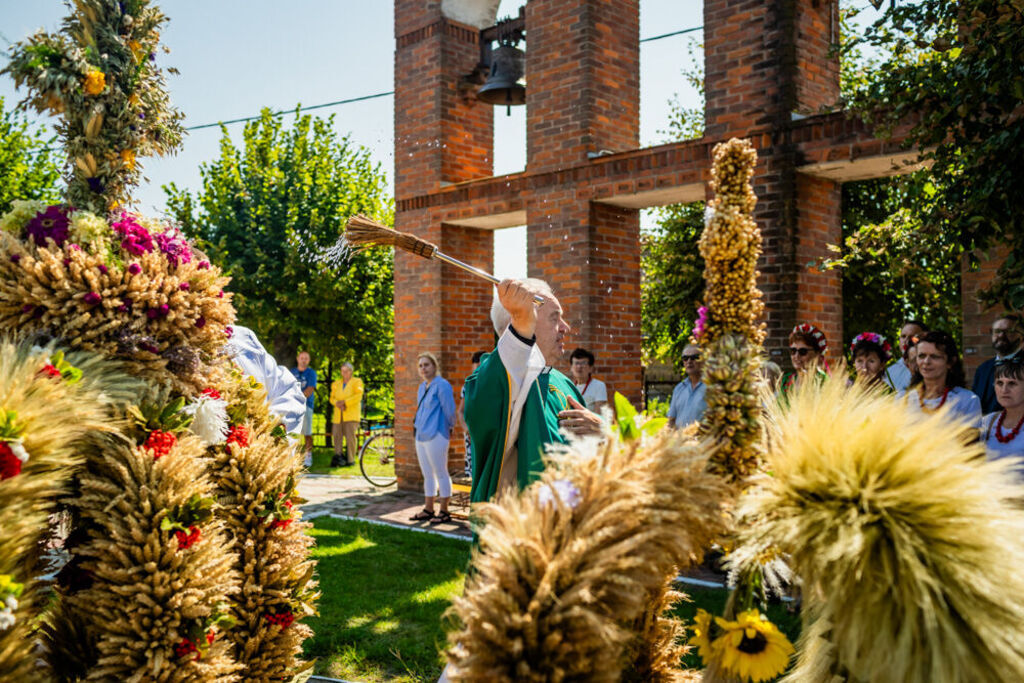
[850,331,894,388]
[779,323,828,397]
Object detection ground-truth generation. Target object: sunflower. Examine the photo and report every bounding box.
[712,610,793,683]
[688,608,716,664]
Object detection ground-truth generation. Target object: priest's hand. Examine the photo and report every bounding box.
[558,396,604,436]
[498,278,544,338]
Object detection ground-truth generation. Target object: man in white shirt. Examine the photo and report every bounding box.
[668,343,706,429]
[885,319,927,393]
[569,347,608,413]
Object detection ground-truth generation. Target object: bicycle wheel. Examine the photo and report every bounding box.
[359,432,396,487]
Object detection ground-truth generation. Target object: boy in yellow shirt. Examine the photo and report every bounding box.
[330,362,364,467]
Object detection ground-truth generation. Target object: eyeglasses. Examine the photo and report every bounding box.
[789,347,812,357]
[682,354,701,362]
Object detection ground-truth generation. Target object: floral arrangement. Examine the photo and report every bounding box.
[697,138,766,481]
[0,202,234,394]
[445,396,728,682]
[0,411,28,480]
[0,1,318,679]
[1,0,184,212]
[0,576,24,632]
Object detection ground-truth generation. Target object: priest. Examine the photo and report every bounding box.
[465,278,603,503]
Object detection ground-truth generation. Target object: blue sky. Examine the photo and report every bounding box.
[1,2,873,278]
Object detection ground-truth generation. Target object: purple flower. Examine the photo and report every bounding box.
[195,316,206,329]
[10,254,21,263]
[98,264,109,274]
[694,305,709,340]
[128,263,142,275]
[159,304,169,316]
[146,308,159,319]
[111,213,154,256]
[63,258,71,266]
[141,342,159,354]
[117,297,133,313]
[197,260,210,270]
[225,326,233,339]
[537,479,582,509]
[86,177,104,193]
[21,304,33,313]
[155,231,192,268]
[179,282,190,291]
[83,292,102,306]
[26,206,70,248]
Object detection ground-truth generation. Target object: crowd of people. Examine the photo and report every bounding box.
[284,280,1024,520]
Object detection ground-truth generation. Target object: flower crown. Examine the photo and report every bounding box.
[850,331,893,362]
[792,323,827,353]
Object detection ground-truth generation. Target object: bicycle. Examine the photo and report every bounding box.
[358,415,396,487]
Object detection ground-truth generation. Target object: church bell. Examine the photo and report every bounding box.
[476,44,526,112]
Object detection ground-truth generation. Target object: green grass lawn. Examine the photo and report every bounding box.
[305,517,802,681]
[304,517,469,682]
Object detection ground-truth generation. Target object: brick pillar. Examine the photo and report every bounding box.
[962,244,1011,383]
[525,0,640,172]
[704,0,842,366]
[522,0,642,403]
[394,1,495,490]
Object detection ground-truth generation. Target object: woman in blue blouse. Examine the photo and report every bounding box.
[411,351,457,523]
[904,330,982,430]
[981,357,1024,478]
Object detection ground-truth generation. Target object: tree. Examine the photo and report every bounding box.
[848,0,1024,309]
[0,96,62,213]
[165,108,395,411]
[641,40,705,372]
[823,6,964,341]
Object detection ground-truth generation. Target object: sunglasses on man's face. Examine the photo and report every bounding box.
[789,347,812,357]
[682,354,700,362]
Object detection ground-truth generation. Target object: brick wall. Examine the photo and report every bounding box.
[962,243,1011,383]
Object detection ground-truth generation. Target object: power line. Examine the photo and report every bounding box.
[17,23,702,147]
[183,90,395,131]
[640,25,703,43]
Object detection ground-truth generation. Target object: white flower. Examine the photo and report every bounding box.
[703,205,716,227]
[537,479,582,509]
[0,199,47,235]
[0,596,17,631]
[184,395,229,446]
[69,210,110,247]
[7,439,28,463]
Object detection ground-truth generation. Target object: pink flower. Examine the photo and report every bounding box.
[83,292,101,306]
[111,213,154,255]
[26,206,70,247]
[128,263,142,275]
[155,230,192,268]
[693,305,709,340]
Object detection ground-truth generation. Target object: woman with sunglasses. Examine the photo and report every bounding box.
[779,323,829,398]
[905,330,982,429]
[980,357,1024,476]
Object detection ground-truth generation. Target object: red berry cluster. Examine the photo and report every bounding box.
[144,429,177,459]
[0,442,22,480]
[38,363,61,378]
[173,637,199,661]
[201,387,222,400]
[173,629,216,661]
[174,525,201,550]
[225,424,249,454]
[270,500,295,530]
[264,610,295,629]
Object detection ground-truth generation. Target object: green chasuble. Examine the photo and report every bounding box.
[464,328,584,504]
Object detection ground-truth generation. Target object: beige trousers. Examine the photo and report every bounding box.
[332,421,358,460]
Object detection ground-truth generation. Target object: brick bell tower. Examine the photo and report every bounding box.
[392,0,927,491]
